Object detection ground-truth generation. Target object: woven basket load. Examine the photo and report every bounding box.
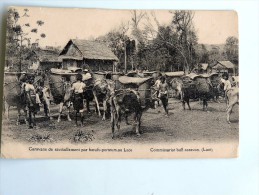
[118,76,153,108]
[49,72,74,104]
[195,77,210,94]
[182,76,196,89]
[209,73,220,88]
[48,73,65,103]
[4,72,21,99]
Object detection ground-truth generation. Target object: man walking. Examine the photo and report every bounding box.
[159,76,169,117]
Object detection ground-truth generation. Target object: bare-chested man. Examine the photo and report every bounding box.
[158,76,169,117]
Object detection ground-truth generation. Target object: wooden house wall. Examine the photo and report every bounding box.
[84,59,114,72]
[62,58,114,71]
[40,62,62,71]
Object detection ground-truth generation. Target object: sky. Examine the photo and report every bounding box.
[13,7,238,48]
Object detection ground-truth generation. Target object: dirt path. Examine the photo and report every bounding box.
[1,99,239,145]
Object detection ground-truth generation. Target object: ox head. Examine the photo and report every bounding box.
[169,78,183,99]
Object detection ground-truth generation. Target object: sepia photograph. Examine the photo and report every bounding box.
[1,7,239,158]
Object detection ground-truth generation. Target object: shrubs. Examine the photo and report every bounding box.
[73,130,94,143]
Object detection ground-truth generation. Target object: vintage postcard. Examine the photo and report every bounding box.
[1,7,239,158]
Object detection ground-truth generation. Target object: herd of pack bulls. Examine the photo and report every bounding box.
[3,69,239,138]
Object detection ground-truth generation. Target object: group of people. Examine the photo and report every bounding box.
[21,72,87,128]
[20,74,42,128]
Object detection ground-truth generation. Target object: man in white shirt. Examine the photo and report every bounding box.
[71,74,86,126]
[221,73,232,98]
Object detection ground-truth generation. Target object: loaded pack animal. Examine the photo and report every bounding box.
[170,73,215,111]
[91,72,115,120]
[110,76,156,138]
[48,69,75,122]
[3,72,28,125]
[209,73,225,102]
[225,87,239,124]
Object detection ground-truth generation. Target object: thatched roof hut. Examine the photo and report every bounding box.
[27,49,62,71]
[211,60,237,75]
[59,39,118,71]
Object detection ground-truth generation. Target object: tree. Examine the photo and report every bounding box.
[96,22,132,71]
[130,10,146,50]
[140,11,198,73]
[6,8,46,71]
[196,44,209,63]
[225,36,238,64]
[171,10,198,73]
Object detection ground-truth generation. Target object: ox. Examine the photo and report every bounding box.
[48,71,74,122]
[110,76,156,138]
[4,72,28,125]
[90,72,117,120]
[92,79,115,120]
[170,74,215,111]
[4,72,52,127]
[226,87,239,124]
[110,89,142,138]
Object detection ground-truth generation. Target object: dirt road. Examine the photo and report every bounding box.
[1,99,239,145]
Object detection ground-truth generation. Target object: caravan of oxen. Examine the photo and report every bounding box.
[3,68,239,137]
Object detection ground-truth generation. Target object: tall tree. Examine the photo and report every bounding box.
[141,11,198,73]
[196,44,209,63]
[96,22,131,71]
[6,8,46,71]
[130,10,146,50]
[225,36,238,64]
[171,10,198,73]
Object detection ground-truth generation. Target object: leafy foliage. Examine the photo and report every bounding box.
[5,8,46,71]
[224,36,238,64]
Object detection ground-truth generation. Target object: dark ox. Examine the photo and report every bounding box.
[170,75,215,111]
[110,89,142,138]
[110,76,156,138]
[3,72,27,125]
